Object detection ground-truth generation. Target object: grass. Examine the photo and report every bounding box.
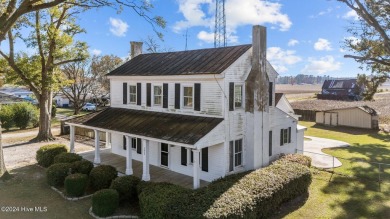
[278,121,390,218]
[56,108,89,117]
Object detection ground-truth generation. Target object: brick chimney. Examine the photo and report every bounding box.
[130,41,143,59]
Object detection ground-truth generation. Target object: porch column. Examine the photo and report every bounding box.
[142,139,150,181]
[69,125,75,153]
[94,130,101,164]
[125,136,133,175]
[193,149,200,189]
[105,132,111,148]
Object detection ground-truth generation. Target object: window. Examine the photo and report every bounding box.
[229,139,243,171]
[269,82,273,106]
[161,143,169,167]
[234,85,243,108]
[129,85,137,104]
[280,127,292,146]
[131,138,137,150]
[154,85,163,106]
[183,86,193,108]
[131,138,142,154]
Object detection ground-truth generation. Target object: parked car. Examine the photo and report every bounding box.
[82,103,97,111]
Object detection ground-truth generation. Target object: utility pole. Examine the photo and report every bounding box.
[214,0,227,48]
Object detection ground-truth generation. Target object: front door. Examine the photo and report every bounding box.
[161,143,169,167]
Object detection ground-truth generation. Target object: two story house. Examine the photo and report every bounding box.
[66,25,305,189]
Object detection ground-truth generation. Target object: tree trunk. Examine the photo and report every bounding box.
[36,90,54,141]
[0,121,9,180]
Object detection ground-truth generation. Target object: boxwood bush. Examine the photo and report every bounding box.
[54,152,82,164]
[46,163,73,187]
[110,175,140,202]
[138,158,312,219]
[89,165,118,191]
[36,144,67,167]
[275,153,312,167]
[92,189,119,217]
[72,159,94,175]
[65,173,88,197]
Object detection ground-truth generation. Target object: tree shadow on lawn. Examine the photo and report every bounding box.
[326,143,390,164]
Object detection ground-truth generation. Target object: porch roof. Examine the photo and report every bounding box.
[66,107,223,145]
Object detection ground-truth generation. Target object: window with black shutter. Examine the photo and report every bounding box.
[131,138,137,149]
[137,83,142,105]
[147,83,151,107]
[288,127,291,143]
[280,129,284,146]
[181,147,187,166]
[137,138,142,154]
[163,83,168,108]
[123,136,127,150]
[194,83,201,111]
[269,82,273,106]
[229,82,234,111]
[201,147,208,172]
[229,141,234,171]
[123,83,127,104]
[175,83,180,109]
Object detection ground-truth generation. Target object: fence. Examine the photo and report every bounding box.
[297,149,390,192]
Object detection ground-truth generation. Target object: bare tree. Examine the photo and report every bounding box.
[143,35,174,53]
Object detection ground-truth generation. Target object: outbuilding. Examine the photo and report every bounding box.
[315,105,379,129]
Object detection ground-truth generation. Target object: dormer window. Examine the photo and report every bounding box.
[183,86,193,108]
[154,85,163,106]
[129,85,137,104]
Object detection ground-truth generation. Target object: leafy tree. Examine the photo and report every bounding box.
[339,0,389,100]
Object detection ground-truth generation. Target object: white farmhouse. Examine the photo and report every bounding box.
[66,25,305,189]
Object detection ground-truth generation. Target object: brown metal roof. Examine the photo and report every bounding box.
[66,108,223,145]
[107,45,252,76]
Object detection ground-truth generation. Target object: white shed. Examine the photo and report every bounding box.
[315,106,379,129]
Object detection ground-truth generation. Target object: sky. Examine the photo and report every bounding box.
[8,0,368,77]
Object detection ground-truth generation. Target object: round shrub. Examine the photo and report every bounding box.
[0,105,15,130]
[36,144,67,167]
[72,159,94,175]
[65,173,88,197]
[110,175,140,202]
[54,152,82,164]
[92,189,119,217]
[89,165,118,191]
[12,102,38,129]
[46,163,73,187]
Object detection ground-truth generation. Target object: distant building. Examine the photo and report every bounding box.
[318,79,363,101]
[0,92,26,105]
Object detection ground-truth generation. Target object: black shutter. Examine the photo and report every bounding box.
[175,83,180,109]
[137,83,142,105]
[163,83,168,108]
[269,82,273,106]
[201,147,208,172]
[123,136,126,150]
[229,141,234,171]
[194,83,201,111]
[147,83,151,107]
[288,127,292,143]
[181,147,187,166]
[229,82,234,111]
[137,138,142,154]
[123,83,127,104]
[280,129,284,146]
[269,131,272,156]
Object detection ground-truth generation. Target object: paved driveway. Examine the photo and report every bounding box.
[304,136,350,168]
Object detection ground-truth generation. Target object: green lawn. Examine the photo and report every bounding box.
[56,108,89,117]
[279,122,390,218]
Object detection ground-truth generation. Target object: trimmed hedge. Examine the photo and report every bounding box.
[36,144,67,168]
[110,175,140,202]
[46,163,72,187]
[138,157,312,219]
[72,159,94,175]
[89,165,118,191]
[92,189,119,217]
[65,173,88,197]
[275,153,312,167]
[54,152,82,164]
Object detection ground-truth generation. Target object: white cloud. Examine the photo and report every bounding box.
[287,39,299,47]
[197,31,214,43]
[91,49,102,56]
[302,56,341,74]
[267,47,302,73]
[314,38,332,51]
[109,18,129,37]
[344,36,360,46]
[174,0,292,43]
[343,10,359,20]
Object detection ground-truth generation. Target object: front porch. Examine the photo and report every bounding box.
[79,149,209,189]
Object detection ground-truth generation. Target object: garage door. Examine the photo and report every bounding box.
[324,113,331,125]
[330,113,338,126]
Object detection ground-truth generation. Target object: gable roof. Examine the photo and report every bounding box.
[107,45,252,76]
[322,79,357,89]
[322,105,378,116]
[66,108,224,145]
[275,93,284,105]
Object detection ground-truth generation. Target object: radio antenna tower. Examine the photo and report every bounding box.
[214,0,227,48]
